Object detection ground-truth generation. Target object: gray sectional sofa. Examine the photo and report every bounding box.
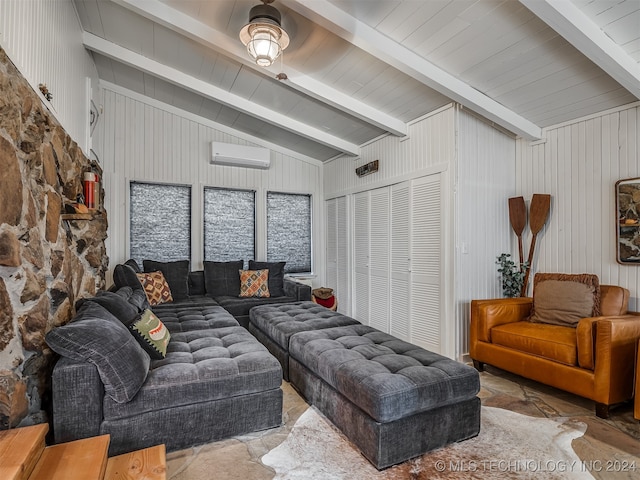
[47,261,480,468]
[47,286,284,456]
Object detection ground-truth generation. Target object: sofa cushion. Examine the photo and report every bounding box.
[143,260,190,302]
[204,260,243,297]
[45,301,150,403]
[288,324,480,423]
[130,309,171,359]
[137,271,173,306]
[491,321,578,366]
[102,326,282,420]
[249,260,285,297]
[239,269,270,298]
[249,302,361,351]
[188,271,206,296]
[215,295,297,319]
[152,303,238,333]
[75,290,139,326]
[528,273,600,327]
[113,264,144,290]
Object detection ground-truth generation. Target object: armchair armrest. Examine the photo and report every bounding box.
[470,297,533,345]
[283,278,312,301]
[593,313,640,405]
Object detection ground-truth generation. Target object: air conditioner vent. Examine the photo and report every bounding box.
[210,142,270,169]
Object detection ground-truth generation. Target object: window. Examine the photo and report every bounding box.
[267,192,312,273]
[129,182,191,266]
[203,187,255,263]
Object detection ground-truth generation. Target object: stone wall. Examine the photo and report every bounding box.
[0,47,108,429]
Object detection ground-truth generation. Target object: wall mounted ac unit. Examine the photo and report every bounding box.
[210,142,271,169]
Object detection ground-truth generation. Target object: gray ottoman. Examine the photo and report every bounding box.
[288,324,481,469]
[249,301,360,380]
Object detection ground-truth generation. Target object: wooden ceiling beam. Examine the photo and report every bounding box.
[282,0,543,140]
[520,0,640,100]
[83,33,361,156]
[110,0,407,137]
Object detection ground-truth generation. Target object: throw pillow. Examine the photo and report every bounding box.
[115,286,151,313]
[113,264,144,290]
[136,271,173,306]
[75,290,139,326]
[45,301,150,403]
[143,260,190,301]
[204,260,244,297]
[124,258,142,273]
[129,309,171,360]
[239,269,270,298]
[528,273,600,327]
[248,260,286,297]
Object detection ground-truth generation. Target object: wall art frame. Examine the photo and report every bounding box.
[615,177,640,264]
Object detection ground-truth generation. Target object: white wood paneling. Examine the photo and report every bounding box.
[324,104,517,359]
[324,105,456,198]
[455,108,517,357]
[95,85,324,282]
[0,0,98,150]
[516,103,640,311]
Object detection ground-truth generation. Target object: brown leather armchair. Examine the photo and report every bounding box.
[470,285,640,418]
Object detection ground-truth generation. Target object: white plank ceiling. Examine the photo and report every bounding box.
[74,0,640,161]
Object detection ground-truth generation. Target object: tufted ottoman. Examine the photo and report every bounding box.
[249,301,361,380]
[288,324,481,469]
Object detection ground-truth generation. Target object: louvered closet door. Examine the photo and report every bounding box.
[353,191,370,324]
[390,182,410,341]
[369,187,390,332]
[335,196,350,315]
[325,199,338,294]
[410,174,442,353]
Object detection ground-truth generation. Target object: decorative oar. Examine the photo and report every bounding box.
[521,194,551,296]
[508,196,527,265]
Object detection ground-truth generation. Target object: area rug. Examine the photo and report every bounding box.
[261,406,592,480]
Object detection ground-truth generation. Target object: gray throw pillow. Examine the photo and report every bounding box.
[113,264,144,290]
[75,290,139,326]
[45,301,150,403]
[248,260,286,297]
[143,260,190,302]
[204,260,243,297]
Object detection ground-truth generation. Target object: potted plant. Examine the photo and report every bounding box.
[496,253,528,297]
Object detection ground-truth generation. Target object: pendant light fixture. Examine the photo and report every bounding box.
[239,0,289,67]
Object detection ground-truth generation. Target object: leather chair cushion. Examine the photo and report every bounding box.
[491,321,578,366]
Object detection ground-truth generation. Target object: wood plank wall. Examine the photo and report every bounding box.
[516,103,640,311]
[94,84,324,284]
[0,0,97,150]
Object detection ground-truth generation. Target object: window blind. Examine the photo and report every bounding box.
[129,182,191,266]
[267,192,312,273]
[204,187,255,265]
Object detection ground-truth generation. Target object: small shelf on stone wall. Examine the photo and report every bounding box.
[61,213,96,221]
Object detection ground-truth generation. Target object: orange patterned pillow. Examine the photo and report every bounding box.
[136,271,173,305]
[239,269,270,298]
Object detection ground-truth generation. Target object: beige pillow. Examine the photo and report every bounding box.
[528,273,600,327]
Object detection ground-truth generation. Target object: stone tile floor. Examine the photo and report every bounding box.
[166,366,639,479]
